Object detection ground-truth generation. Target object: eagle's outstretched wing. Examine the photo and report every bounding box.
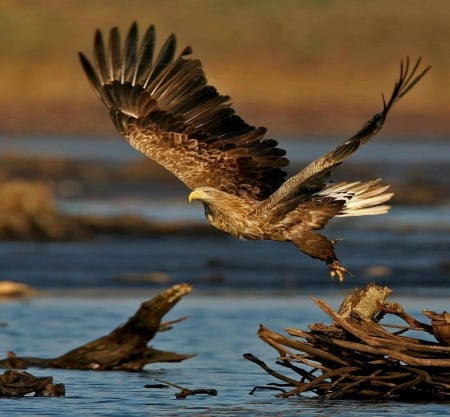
[78,22,288,200]
[266,57,430,217]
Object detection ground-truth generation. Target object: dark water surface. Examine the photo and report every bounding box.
[0,220,449,294]
[1,200,449,294]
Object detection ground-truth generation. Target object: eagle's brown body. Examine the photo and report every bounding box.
[79,22,429,282]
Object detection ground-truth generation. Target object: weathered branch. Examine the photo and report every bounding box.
[1,284,194,371]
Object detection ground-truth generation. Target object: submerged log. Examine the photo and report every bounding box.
[1,284,194,371]
[245,283,450,401]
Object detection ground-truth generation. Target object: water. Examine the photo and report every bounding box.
[0,136,448,414]
[1,201,449,293]
[1,134,450,164]
[0,295,449,416]
[0,223,449,294]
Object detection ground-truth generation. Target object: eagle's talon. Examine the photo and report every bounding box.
[328,260,352,283]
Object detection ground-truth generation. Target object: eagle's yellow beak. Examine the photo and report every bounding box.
[188,189,204,203]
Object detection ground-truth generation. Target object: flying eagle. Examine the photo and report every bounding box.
[79,22,430,282]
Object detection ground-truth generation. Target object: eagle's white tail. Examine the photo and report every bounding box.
[321,179,393,217]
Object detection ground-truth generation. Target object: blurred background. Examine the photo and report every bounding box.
[0,0,448,137]
[0,0,448,294]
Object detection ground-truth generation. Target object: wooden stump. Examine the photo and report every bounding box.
[245,283,450,401]
[1,284,194,371]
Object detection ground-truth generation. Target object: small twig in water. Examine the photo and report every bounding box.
[154,378,218,399]
[249,385,288,395]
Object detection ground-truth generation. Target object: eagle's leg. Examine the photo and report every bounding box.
[292,230,351,283]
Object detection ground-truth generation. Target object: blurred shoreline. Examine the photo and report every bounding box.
[0,149,448,205]
[0,144,447,241]
[1,1,450,138]
[1,102,449,138]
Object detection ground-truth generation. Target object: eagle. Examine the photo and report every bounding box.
[78,22,430,282]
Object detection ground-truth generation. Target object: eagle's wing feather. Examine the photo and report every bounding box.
[265,57,431,218]
[79,22,288,200]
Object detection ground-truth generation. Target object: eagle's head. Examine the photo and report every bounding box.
[188,187,226,205]
[188,187,248,213]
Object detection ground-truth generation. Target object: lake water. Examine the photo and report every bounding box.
[0,136,448,415]
[1,294,449,416]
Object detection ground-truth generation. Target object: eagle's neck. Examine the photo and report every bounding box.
[202,197,252,239]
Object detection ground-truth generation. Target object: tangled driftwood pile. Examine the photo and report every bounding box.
[245,284,450,401]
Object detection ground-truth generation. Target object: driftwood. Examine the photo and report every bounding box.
[1,284,194,371]
[0,370,65,397]
[245,283,450,401]
[148,378,218,399]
